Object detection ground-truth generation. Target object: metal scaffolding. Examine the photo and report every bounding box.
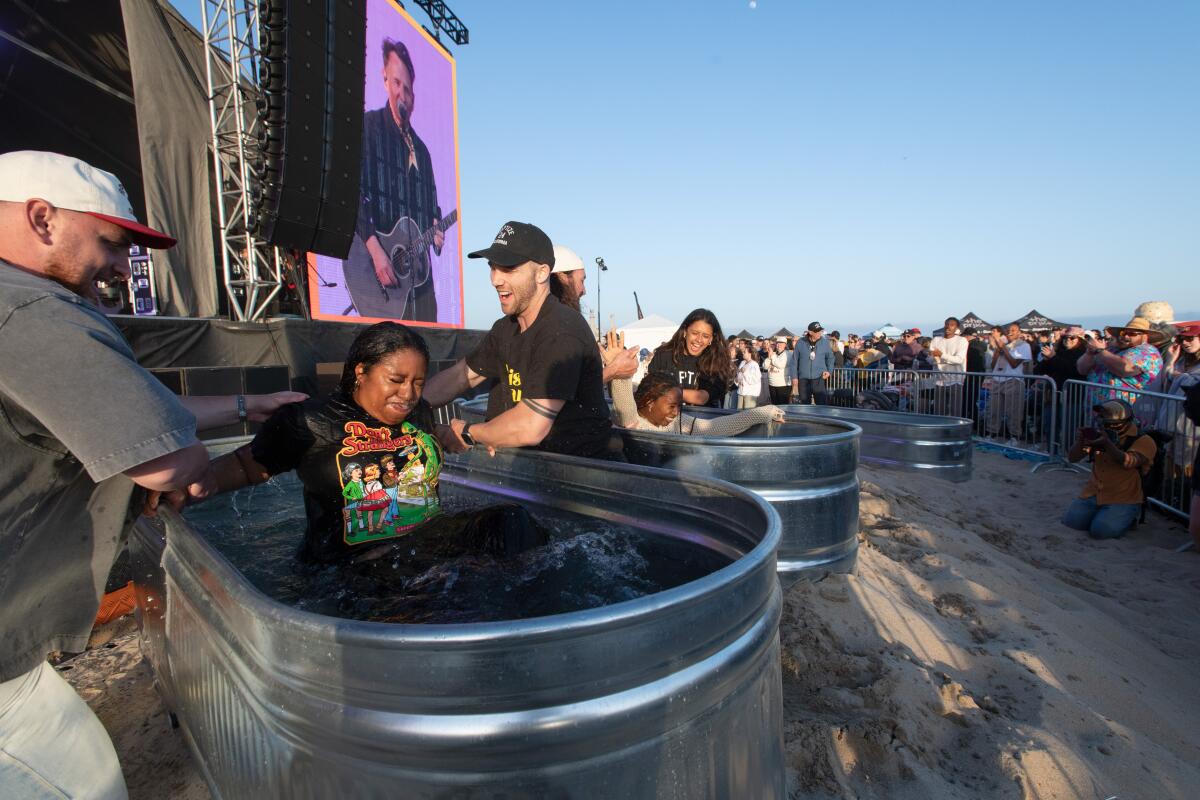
[201,0,281,322]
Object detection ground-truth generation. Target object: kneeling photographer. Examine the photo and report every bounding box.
[1062,399,1157,539]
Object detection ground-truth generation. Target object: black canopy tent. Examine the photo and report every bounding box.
[735,329,756,339]
[1014,309,1071,331]
[958,311,994,333]
[773,327,797,338]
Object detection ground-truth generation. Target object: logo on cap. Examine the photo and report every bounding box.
[493,224,515,245]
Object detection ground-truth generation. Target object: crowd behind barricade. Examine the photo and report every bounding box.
[653,302,1197,543]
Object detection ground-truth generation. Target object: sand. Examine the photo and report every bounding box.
[782,454,1200,799]
[60,450,1199,799]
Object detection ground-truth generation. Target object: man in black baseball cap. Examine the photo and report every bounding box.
[466,220,554,267]
[790,321,835,405]
[424,221,620,459]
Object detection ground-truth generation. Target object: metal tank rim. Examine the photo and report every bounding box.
[173,440,783,649]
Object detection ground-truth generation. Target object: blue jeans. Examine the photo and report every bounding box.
[1061,496,1140,539]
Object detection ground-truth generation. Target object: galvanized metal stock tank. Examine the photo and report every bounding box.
[455,398,862,584]
[132,444,785,799]
[778,405,973,482]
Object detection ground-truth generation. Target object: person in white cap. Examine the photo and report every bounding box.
[0,151,303,799]
[550,244,637,383]
[550,243,587,311]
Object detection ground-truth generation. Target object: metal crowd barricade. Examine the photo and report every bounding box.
[825,367,923,411]
[828,368,1059,458]
[1060,379,1195,520]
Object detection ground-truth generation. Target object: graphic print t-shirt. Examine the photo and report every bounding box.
[250,395,443,563]
[465,298,612,457]
[647,347,725,407]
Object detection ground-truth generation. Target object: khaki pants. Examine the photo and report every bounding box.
[987,379,1025,438]
[0,662,127,799]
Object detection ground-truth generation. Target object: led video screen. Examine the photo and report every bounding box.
[310,0,462,327]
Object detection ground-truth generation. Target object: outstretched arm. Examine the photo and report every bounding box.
[686,405,784,437]
[423,358,487,408]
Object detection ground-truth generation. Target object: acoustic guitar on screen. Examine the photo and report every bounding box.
[344,210,458,321]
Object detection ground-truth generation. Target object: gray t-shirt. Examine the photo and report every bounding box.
[0,264,197,680]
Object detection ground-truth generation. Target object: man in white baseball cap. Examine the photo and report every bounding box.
[0,151,302,799]
[550,243,587,309]
[549,243,638,383]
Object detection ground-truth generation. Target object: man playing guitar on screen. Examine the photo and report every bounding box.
[343,37,454,322]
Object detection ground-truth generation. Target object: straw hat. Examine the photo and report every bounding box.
[1104,317,1167,345]
[1133,301,1174,324]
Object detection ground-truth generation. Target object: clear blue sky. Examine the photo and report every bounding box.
[172,0,1199,334]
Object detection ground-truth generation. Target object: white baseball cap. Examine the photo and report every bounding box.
[0,150,176,248]
[551,244,584,273]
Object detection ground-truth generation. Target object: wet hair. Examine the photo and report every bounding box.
[549,272,581,311]
[382,38,415,81]
[633,374,680,411]
[340,321,435,429]
[664,308,734,385]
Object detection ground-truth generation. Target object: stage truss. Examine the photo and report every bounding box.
[200,0,281,322]
[198,0,467,322]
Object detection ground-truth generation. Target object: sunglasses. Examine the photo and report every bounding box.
[1178,335,1199,344]
[1063,335,1080,340]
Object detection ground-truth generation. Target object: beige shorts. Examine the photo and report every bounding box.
[0,661,127,799]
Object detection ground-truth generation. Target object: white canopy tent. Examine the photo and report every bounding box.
[875,323,903,339]
[616,313,678,355]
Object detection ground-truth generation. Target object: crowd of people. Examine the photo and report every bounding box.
[1,149,1197,799]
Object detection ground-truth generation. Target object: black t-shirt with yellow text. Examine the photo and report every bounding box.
[466,298,612,457]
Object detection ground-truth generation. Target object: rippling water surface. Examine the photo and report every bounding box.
[184,472,730,624]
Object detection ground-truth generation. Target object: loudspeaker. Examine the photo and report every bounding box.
[254,0,365,258]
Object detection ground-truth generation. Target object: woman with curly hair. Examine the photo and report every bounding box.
[611,373,783,435]
[646,308,734,408]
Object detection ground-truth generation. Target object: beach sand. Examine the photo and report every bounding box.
[62,451,1199,799]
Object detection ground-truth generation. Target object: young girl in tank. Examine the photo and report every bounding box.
[148,322,546,577]
[611,372,785,435]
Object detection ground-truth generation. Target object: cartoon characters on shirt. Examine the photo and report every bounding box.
[337,419,442,545]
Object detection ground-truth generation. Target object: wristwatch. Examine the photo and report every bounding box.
[460,422,476,447]
[236,394,247,423]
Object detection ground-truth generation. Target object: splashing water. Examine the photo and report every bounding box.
[185,473,729,624]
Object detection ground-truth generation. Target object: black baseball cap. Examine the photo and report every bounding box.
[468,221,554,267]
[807,321,824,332]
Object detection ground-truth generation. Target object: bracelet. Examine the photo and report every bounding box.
[236,394,247,422]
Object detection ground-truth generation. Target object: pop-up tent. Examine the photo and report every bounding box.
[957,311,994,333]
[617,313,678,354]
[773,327,796,338]
[877,323,903,339]
[1014,309,1070,331]
[734,329,756,339]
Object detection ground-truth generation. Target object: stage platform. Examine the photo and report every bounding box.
[113,315,486,396]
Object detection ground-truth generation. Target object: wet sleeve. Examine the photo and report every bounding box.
[609,377,639,427]
[689,405,779,437]
[249,403,313,476]
[0,297,197,482]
